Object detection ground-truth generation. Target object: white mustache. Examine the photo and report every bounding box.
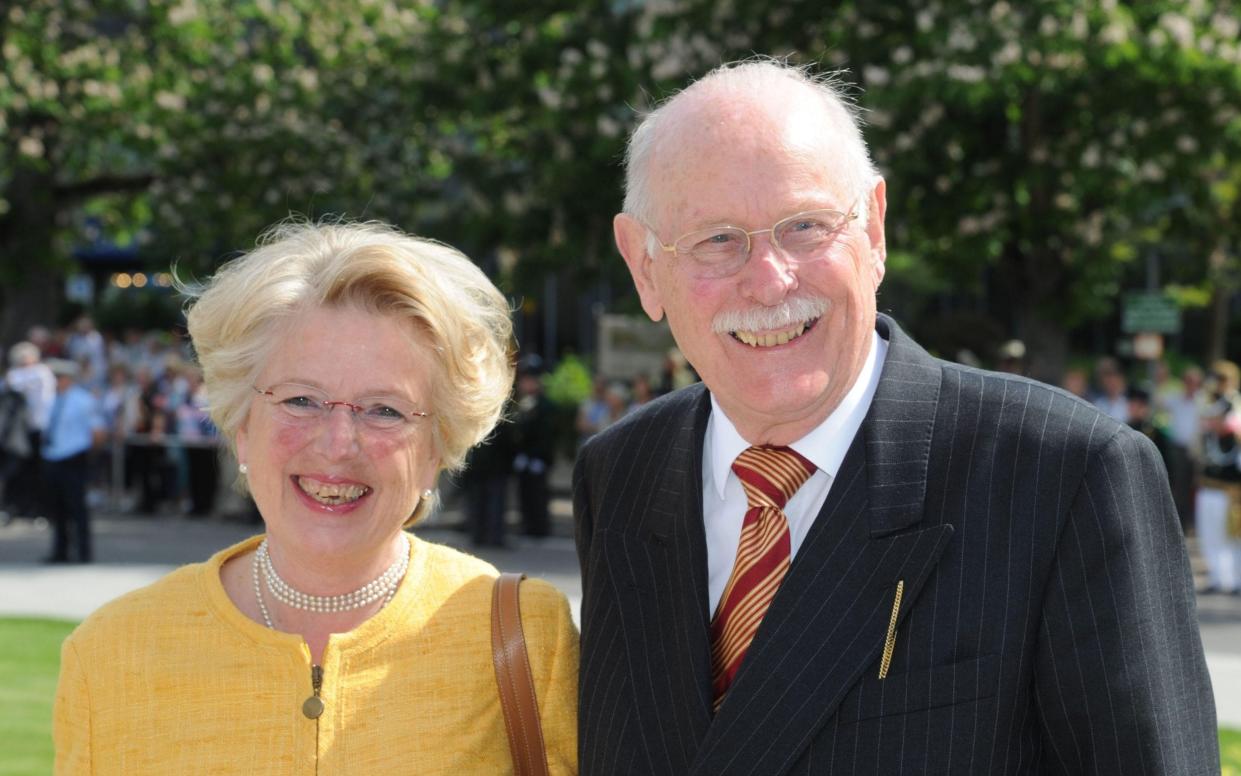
[712,297,830,334]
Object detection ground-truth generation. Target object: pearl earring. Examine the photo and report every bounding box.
[422,489,433,500]
[239,463,249,475]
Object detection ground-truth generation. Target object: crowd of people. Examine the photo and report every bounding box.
[5,310,1241,591]
[1056,356,1241,596]
[0,316,221,562]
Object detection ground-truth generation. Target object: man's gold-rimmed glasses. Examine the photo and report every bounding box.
[646,206,859,280]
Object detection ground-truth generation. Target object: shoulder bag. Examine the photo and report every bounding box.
[491,572,550,776]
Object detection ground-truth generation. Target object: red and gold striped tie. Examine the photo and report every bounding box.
[710,445,817,712]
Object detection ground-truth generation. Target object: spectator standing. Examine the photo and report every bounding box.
[512,359,556,539]
[65,315,108,391]
[1127,386,1172,468]
[175,366,220,516]
[1162,366,1205,530]
[659,347,697,395]
[0,375,32,523]
[1092,356,1130,423]
[41,359,104,563]
[464,420,512,548]
[5,341,55,517]
[1196,360,1241,594]
[1060,366,1090,400]
[576,376,616,448]
[628,374,655,413]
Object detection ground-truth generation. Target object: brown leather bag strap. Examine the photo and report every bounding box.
[491,572,549,776]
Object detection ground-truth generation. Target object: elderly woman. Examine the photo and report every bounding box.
[53,222,578,774]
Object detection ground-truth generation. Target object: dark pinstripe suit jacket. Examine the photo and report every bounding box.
[573,315,1218,775]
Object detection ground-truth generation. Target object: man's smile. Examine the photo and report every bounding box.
[729,317,819,348]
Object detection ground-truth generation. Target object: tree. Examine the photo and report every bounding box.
[610,0,1241,378]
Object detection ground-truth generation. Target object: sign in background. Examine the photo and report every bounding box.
[1122,292,1181,335]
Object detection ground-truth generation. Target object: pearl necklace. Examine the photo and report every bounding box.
[252,535,409,627]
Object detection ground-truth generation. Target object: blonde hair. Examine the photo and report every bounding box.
[183,220,515,495]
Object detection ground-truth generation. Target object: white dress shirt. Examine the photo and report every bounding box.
[702,331,887,615]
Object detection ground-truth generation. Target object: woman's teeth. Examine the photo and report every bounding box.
[297,477,370,505]
[732,320,811,348]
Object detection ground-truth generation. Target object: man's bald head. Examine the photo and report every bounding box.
[622,59,878,231]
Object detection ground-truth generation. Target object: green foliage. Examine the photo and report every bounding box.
[0,617,77,775]
[2,0,1240,371]
[543,352,592,407]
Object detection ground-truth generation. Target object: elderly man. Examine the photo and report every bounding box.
[573,60,1217,774]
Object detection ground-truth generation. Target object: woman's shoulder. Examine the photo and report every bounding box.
[412,537,572,615]
[65,537,259,655]
[64,562,208,652]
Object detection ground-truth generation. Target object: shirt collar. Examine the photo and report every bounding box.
[705,330,888,500]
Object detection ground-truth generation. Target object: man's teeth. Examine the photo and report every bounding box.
[732,321,809,348]
[297,477,370,505]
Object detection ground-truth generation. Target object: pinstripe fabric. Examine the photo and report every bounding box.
[574,315,1218,775]
[711,446,816,710]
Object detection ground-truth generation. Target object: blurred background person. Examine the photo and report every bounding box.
[1060,366,1091,401]
[512,356,556,539]
[1092,356,1130,423]
[0,371,32,524]
[54,221,578,773]
[1127,386,1171,472]
[628,373,655,414]
[658,346,697,395]
[65,314,108,392]
[5,341,55,518]
[41,359,104,564]
[995,338,1027,375]
[576,374,615,448]
[1161,366,1205,532]
[464,416,512,548]
[1196,360,1241,595]
[175,365,220,516]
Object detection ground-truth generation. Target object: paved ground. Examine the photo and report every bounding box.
[3,494,1239,728]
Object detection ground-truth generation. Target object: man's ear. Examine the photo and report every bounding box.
[866,177,888,287]
[614,212,665,322]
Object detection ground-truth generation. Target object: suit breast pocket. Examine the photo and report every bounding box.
[836,654,1000,724]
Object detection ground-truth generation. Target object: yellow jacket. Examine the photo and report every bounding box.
[54,534,578,774]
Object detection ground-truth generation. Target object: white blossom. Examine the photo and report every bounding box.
[1160,13,1196,48]
[947,64,985,83]
[18,136,44,157]
[155,91,186,111]
[993,40,1021,67]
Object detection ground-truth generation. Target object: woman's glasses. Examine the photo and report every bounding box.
[252,383,430,435]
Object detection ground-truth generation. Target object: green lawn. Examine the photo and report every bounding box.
[0,616,1237,774]
[1224,727,1241,776]
[0,618,77,776]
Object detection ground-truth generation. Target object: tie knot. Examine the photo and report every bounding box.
[731,445,817,510]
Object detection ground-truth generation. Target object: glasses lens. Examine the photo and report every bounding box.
[677,227,748,278]
[775,210,849,258]
[358,401,416,431]
[265,384,327,422]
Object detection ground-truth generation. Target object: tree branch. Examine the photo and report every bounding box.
[53,173,157,204]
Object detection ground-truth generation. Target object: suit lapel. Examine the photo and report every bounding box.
[690,316,956,775]
[604,388,714,774]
